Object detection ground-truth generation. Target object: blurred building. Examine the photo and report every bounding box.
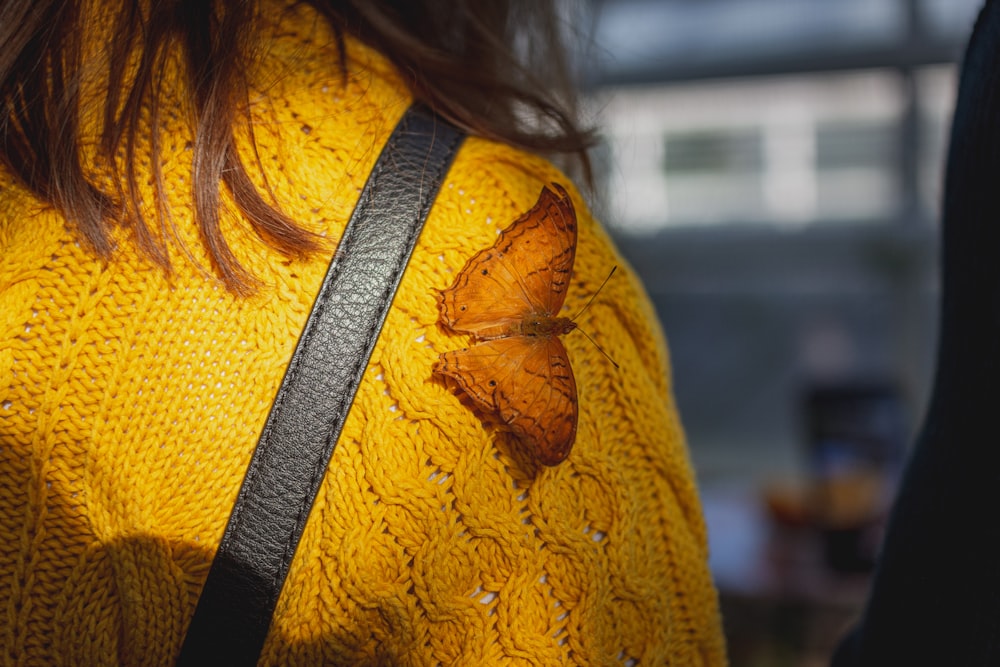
[583,0,980,483]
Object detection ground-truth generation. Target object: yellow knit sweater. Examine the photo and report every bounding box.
[0,2,726,665]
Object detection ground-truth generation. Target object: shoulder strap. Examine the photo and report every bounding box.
[177,105,466,666]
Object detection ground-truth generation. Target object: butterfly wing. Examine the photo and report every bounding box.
[439,184,577,335]
[434,334,578,466]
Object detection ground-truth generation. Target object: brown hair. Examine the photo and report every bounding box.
[0,0,594,292]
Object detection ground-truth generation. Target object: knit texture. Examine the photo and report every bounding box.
[0,2,726,665]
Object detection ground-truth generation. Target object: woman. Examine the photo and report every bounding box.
[0,1,726,663]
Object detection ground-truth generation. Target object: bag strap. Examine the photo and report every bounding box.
[177,105,465,666]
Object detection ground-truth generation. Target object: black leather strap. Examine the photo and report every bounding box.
[177,105,465,666]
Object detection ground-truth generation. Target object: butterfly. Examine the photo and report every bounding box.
[434,184,579,466]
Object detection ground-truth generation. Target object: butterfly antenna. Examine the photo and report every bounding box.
[567,266,620,369]
[576,326,620,370]
[572,266,617,321]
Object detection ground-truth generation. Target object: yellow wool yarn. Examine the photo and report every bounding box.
[0,2,726,665]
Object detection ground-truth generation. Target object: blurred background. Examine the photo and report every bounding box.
[577,1,982,665]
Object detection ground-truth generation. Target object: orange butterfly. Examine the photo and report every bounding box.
[434,184,579,466]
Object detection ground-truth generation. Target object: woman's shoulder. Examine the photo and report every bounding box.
[361,137,728,664]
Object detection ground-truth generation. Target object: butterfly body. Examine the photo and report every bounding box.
[515,316,576,338]
[473,316,576,341]
[434,184,579,466]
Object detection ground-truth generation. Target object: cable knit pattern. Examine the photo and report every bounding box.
[0,2,726,665]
